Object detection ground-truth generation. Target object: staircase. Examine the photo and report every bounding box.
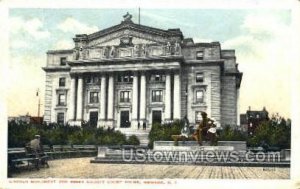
[118,129,149,146]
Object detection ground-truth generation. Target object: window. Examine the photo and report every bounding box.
[120,91,131,102]
[152,90,163,102]
[196,73,204,83]
[90,92,99,103]
[117,74,133,83]
[150,74,165,82]
[195,111,202,123]
[196,51,204,60]
[59,78,66,87]
[86,76,100,84]
[57,113,64,125]
[196,90,204,103]
[60,57,67,66]
[58,94,66,105]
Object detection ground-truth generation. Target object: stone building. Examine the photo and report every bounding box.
[240,107,269,136]
[43,13,242,130]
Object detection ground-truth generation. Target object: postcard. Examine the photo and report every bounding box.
[1,0,300,189]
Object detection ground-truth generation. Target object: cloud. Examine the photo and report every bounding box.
[58,17,99,34]
[193,37,213,43]
[10,40,27,49]
[10,17,50,39]
[222,12,291,117]
[53,39,74,50]
[7,55,46,116]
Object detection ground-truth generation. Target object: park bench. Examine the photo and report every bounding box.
[8,147,49,173]
[248,147,265,153]
[51,145,76,159]
[72,145,97,156]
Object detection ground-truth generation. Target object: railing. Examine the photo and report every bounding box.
[73,43,182,60]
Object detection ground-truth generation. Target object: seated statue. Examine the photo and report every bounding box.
[192,112,218,146]
[171,116,192,144]
[171,113,218,146]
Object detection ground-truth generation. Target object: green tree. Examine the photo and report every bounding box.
[247,115,291,149]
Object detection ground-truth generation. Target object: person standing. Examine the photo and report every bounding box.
[142,121,146,130]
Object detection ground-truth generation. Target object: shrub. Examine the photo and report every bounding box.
[7,121,129,147]
[126,135,140,145]
[218,125,247,141]
[148,120,182,148]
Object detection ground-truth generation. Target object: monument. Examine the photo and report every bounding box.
[172,112,218,146]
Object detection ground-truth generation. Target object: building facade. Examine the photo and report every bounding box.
[240,107,269,136]
[43,13,242,130]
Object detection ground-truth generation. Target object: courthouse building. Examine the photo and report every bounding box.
[43,13,242,130]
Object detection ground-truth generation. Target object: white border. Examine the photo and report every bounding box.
[0,0,299,189]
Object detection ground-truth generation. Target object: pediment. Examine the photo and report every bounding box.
[89,31,160,47]
[86,21,183,47]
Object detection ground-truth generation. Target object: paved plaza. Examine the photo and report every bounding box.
[11,158,290,179]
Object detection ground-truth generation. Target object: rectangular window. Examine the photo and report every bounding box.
[120,91,131,102]
[196,73,204,83]
[196,51,204,60]
[86,76,100,84]
[150,74,165,82]
[57,113,64,125]
[117,74,133,83]
[195,111,202,123]
[90,92,99,103]
[196,90,204,103]
[58,94,66,105]
[152,90,163,102]
[60,57,67,66]
[59,78,66,87]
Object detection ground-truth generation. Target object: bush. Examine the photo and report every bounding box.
[218,125,247,141]
[7,121,129,147]
[126,135,140,145]
[148,120,182,148]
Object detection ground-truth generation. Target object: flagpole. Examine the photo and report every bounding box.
[138,7,140,25]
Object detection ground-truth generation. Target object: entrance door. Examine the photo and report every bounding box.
[89,111,98,127]
[152,110,162,124]
[120,111,130,128]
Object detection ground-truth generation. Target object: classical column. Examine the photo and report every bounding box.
[107,74,114,127]
[131,73,139,129]
[68,76,76,122]
[173,72,181,119]
[165,73,171,121]
[76,76,83,121]
[237,88,240,125]
[99,75,106,127]
[139,73,146,124]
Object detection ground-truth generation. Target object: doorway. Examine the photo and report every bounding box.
[89,111,98,127]
[152,110,162,124]
[120,111,130,128]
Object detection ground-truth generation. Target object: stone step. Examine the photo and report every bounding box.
[121,130,149,145]
[91,158,290,167]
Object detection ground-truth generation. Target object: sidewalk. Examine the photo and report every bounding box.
[11,157,290,179]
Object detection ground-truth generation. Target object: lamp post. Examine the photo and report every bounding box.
[36,88,42,117]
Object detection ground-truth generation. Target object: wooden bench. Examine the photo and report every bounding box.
[52,145,76,159]
[8,147,49,173]
[72,145,97,156]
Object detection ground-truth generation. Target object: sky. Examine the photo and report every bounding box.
[7,8,292,118]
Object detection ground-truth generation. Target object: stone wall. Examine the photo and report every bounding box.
[221,75,237,126]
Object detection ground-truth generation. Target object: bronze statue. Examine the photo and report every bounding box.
[172,112,218,146]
